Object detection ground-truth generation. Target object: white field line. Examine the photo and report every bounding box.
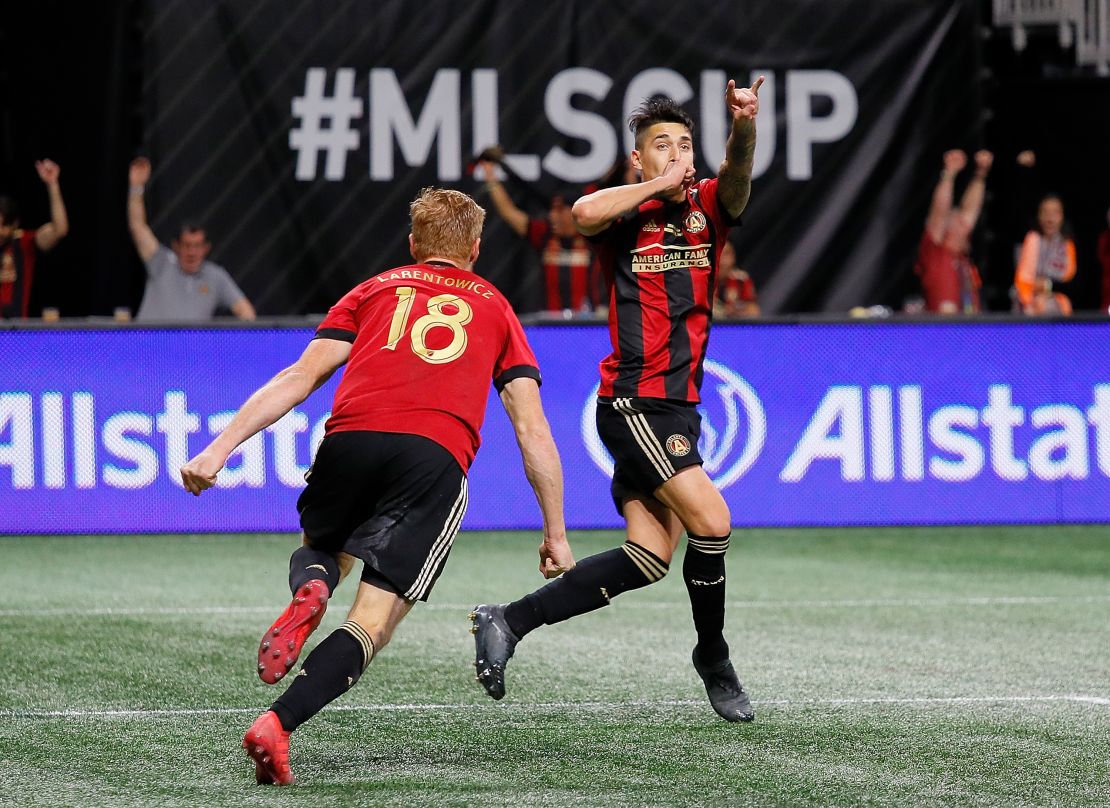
[2,695,1108,720]
[1,594,1109,618]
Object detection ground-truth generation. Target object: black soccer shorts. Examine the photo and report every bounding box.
[595,396,704,515]
[296,431,468,602]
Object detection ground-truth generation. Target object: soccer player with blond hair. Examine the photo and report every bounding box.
[182,187,573,785]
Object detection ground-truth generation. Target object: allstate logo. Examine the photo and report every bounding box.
[580,360,766,489]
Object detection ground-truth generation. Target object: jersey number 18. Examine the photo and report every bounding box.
[384,286,474,365]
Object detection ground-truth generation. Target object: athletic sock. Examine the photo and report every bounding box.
[503,541,669,638]
[288,545,340,595]
[270,621,374,732]
[684,533,731,665]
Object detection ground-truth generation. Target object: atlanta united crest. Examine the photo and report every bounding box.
[684,211,707,234]
[665,434,692,457]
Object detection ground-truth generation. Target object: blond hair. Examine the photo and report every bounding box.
[409,187,486,264]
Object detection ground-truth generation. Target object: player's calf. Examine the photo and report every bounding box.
[683,533,730,664]
[270,620,374,732]
[503,541,669,637]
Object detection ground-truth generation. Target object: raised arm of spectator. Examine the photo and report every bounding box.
[717,77,763,219]
[958,150,993,230]
[479,160,529,238]
[180,338,350,494]
[33,160,69,251]
[127,158,160,262]
[499,376,575,578]
[925,150,966,244]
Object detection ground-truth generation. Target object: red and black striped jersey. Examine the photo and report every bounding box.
[592,178,738,402]
[0,230,38,319]
[314,261,540,471]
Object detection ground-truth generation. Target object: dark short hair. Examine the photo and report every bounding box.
[176,220,207,240]
[549,186,579,208]
[0,195,19,227]
[628,97,695,148]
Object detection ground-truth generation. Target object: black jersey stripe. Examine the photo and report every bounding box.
[494,364,541,391]
[613,237,645,397]
[314,327,357,343]
[663,205,696,400]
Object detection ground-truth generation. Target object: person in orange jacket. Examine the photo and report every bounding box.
[1014,194,1077,315]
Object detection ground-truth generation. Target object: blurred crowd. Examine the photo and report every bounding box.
[2,146,1108,322]
[914,148,1110,317]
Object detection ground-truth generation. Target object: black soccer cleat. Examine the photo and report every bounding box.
[469,604,519,700]
[692,648,755,723]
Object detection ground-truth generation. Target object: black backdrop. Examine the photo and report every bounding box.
[3,1,1108,317]
[135,0,982,316]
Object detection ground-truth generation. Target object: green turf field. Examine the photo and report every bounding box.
[1,527,1108,807]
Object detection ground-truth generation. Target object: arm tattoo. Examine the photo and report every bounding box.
[718,124,756,219]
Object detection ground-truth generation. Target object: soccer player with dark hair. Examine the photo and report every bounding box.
[181,187,574,785]
[471,78,764,723]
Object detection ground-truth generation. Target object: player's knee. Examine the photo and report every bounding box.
[686,510,731,539]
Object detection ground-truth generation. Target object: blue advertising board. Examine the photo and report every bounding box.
[2,323,1108,533]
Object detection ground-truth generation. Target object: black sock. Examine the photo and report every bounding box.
[504,541,669,638]
[288,545,340,595]
[270,621,374,732]
[684,534,730,664]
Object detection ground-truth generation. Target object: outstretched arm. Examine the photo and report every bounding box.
[958,150,993,230]
[499,377,574,578]
[925,150,966,244]
[127,158,160,262]
[181,338,351,494]
[33,160,69,251]
[479,161,530,238]
[717,77,763,219]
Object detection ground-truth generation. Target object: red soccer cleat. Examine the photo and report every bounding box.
[257,579,329,684]
[242,710,294,786]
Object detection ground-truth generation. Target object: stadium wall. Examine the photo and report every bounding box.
[3,320,1108,534]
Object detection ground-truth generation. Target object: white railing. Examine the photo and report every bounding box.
[993,0,1110,74]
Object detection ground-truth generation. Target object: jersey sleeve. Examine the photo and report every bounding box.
[697,177,742,230]
[492,304,541,391]
[144,244,175,280]
[314,286,362,342]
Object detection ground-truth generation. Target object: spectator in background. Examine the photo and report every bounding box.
[1098,204,1110,313]
[0,160,69,319]
[478,156,597,316]
[713,240,759,318]
[1014,194,1076,315]
[127,157,256,322]
[915,149,992,314]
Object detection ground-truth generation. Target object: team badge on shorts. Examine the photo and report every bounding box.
[665,433,692,457]
[684,211,707,234]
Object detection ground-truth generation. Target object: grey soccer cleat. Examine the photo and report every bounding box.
[692,648,755,723]
[468,604,519,700]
